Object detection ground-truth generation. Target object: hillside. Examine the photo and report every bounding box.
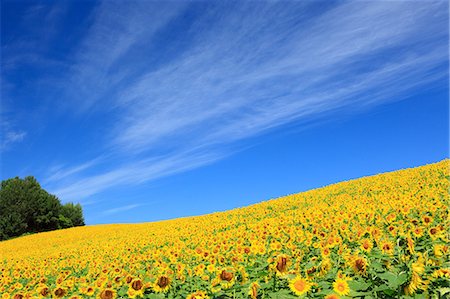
[1,160,449,299]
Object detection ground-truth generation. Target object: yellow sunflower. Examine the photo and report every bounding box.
[289,276,312,296]
[83,286,96,297]
[432,268,450,279]
[153,275,171,293]
[248,282,260,299]
[52,287,66,298]
[380,240,395,255]
[36,285,50,298]
[360,238,373,252]
[332,278,350,296]
[350,256,367,275]
[275,254,290,276]
[217,269,235,289]
[97,288,116,299]
[428,227,440,240]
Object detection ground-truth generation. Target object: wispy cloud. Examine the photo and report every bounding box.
[102,204,142,215]
[0,114,27,151]
[1,130,26,150]
[44,1,447,202]
[43,158,103,184]
[65,1,187,112]
[49,148,226,201]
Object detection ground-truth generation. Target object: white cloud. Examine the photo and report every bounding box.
[50,149,226,201]
[3,131,26,146]
[44,158,102,184]
[46,1,447,202]
[102,204,141,215]
[1,116,27,150]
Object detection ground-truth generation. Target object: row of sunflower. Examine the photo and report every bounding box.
[0,159,449,298]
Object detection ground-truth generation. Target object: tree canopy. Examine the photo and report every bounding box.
[0,176,85,241]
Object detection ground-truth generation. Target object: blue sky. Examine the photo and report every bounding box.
[1,0,448,225]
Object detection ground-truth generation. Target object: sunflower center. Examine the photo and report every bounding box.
[220,270,233,282]
[132,280,143,291]
[100,290,114,299]
[355,259,365,271]
[158,276,169,288]
[40,288,50,296]
[54,288,65,298]
[276,257,288,273]
[294,279,306,291]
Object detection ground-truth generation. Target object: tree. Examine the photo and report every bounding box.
[0,176,85,241]
[60,203,85,227]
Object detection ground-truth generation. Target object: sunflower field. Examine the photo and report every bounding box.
[1,160,449,299]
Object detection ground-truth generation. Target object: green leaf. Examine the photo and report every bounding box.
[383,289,397,296]
[373,285,390,292]
[439,288,450,296]
[348,280,371,291]
[268,289,299,298]
[370,261,385,272]
[118,286,127,297]
[256,270,269,278]
[396,273,408,286]
[146,294,166,299]
[377,271,407,289]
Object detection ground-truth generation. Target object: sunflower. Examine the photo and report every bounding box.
[406,237,415,254]
[321,247,331,258]
[248,282,260,299]
[206,264,215,273]
[411,258,425,275]
[186,290,209,299]
[217,269,235,289]
[350,256,367,275]
[129,278,145,296]
[332,278,350,296]
[404,272,425,295]
[433,244,448,258]
[97,289,116,299]
[422,215,433,226]
[428,227,440,240]
[83,286,95,297]
[412,227,424,238]
[289,276,312,296]
[432,268,450,279]
[360,238,373,253]
[153,275,171,293]
[275,254,290,276]
[325,294,340,299]
[52,287,66,298]
[319,258,332,276]
[305,265,317,277]
[13,283,22,290]
[37,285,50,298]
[380,240,394,255]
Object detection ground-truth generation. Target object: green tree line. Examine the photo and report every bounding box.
[0,176,85,241]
